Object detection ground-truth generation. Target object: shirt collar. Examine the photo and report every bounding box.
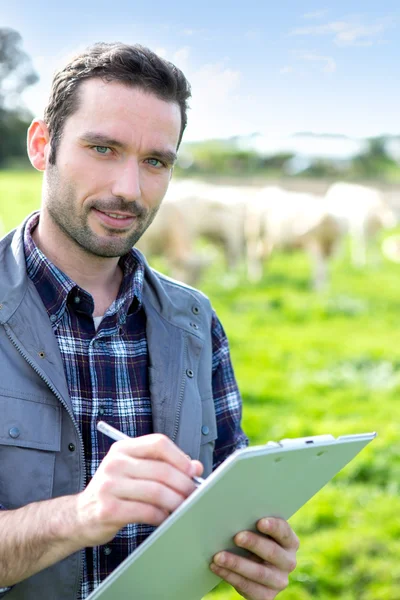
[24,213,145,325]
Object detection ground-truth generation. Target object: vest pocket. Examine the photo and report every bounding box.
[199,396,218,477]
[0,394,61,509]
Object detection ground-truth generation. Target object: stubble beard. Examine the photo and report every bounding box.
[44,165,161,258]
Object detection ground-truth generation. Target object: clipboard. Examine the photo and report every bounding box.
[86,432,376,600]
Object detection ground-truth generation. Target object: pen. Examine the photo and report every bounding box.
[96,420,205,487]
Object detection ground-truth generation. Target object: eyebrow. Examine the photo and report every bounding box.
[80,132,178,165]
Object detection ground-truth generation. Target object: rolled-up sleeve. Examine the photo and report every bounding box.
[211,310,249,469]
[0,506,12,596]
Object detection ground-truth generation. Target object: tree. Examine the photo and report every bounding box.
[0,28,38,167]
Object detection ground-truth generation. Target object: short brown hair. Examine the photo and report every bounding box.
[44,42,191,164]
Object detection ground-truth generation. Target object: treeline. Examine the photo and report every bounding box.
[0,28,38,168]
[175,136,400,183]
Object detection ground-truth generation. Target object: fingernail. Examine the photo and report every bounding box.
[236,532,247,545]
[215,552,225,565]
[261,518,270,530]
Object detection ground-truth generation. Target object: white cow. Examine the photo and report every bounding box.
[245,186,343,290]
[137,180,256,283]
[324,182,397,267]
[135,195,209,285]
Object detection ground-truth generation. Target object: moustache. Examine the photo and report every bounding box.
[91,198,147,219]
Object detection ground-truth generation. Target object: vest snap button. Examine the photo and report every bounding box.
[201,425,210,436]
[68,443,76,452]
[192,305,200,315]
[9,427,20,439]
[186,369,194,378]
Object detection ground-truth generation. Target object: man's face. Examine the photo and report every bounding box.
[43,79,181,258]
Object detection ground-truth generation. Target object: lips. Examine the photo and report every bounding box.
[93,208,137,229]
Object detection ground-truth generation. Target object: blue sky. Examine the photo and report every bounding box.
[2,0,399,142]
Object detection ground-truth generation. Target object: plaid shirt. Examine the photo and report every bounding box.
[3,213,247,599]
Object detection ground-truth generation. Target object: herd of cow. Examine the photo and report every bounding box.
[137,180,399,290]
[0,180,397,291]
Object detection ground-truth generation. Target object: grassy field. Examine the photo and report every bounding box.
[1,170,400,600]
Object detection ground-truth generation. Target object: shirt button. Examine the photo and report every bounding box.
[9,427,20,439]
[50,314,57,323]
[186,369,194,378]
[68,443,76,452]
[103,546,112,556]
[98,406,106,416]
[201,425,210,436]
[74,296,81,305]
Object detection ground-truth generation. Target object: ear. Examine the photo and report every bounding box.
[27,119,51,171]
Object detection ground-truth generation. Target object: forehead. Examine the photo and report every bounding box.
[64,78,182,149]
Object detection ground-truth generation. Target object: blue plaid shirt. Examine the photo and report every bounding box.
[0,213,248,599]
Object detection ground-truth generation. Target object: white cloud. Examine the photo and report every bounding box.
[171,47,191,72]
[298,52,336,73]
[245,30,261,40]
[280,65,294,74]
[290,16,394,47]
[153,47,243,140]
[154,47,167,58]
[302,9,329,20]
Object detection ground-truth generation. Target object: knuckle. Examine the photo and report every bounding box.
[98,476,115,495]
[140,504,165,525]
[255,563,268,583]
[276,572,289,590]
[266,540,279,562]
[288,556,297,573]
[236,577,252,595]
[293,534,300,551]
[96,497,118,521]
[227,554,240,570]
[151,483,166,504]
[153,434,170,451]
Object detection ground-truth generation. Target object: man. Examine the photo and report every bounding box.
[0,42,299,599]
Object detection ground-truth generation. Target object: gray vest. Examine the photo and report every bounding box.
[0,216,217,600]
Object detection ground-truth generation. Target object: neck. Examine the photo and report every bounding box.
[33,212,123,317]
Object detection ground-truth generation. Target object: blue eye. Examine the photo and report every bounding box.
[146,158,163,168]
[94,146,110,154]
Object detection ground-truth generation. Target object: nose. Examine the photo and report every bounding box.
[111,158,141,202]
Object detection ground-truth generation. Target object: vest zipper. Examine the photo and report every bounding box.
[5,325,86,597]
[172,335,188,442]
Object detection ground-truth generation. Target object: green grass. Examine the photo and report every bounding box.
[2,170,400,600]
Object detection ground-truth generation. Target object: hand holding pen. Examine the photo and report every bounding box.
[74,423,205,549]
[97,421,205,487]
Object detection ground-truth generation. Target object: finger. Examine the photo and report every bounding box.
[257,518,300,552]
[110,434,195,476]
[210,563,277,600]
[212,550,288,592]
[234,530,296,572]
[113,498,170,527]
[105,478,187,514]
[191,459,204,477]
[103,456,198,496]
